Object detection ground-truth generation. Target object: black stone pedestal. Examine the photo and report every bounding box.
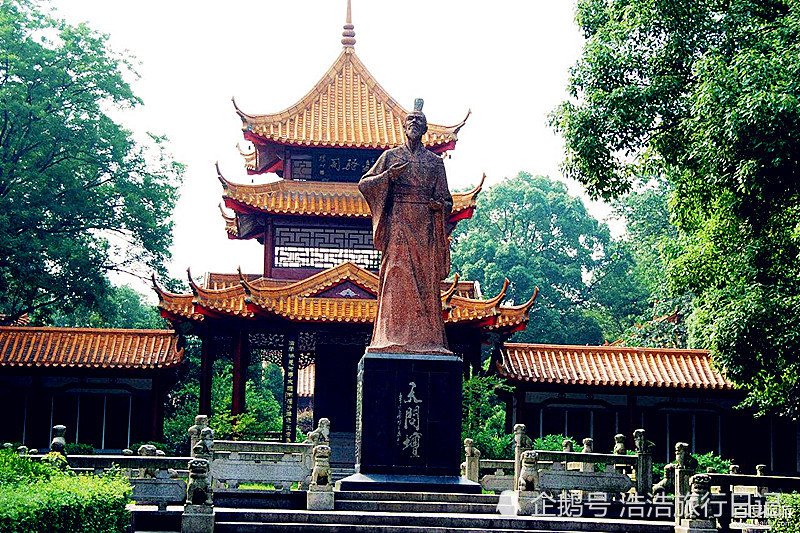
[337,352,480,494]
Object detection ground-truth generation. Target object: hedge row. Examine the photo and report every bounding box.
[0,450,131,533]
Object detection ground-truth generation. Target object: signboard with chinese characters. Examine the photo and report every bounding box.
[311,148,384,182]
[396,381,424,461]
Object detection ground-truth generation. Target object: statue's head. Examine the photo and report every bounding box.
[404,98,428,141]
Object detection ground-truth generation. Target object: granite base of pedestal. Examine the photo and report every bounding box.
[337,352,479,494]
[306,489,335,510]
[674,519,718,533]
[181,504,214,533]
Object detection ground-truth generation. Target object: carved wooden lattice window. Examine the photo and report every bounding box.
[249,332,285,366]
[274,226,380,270]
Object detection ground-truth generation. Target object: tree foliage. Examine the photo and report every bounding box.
[603,178,692,347]
[162,340,283,455]
[46,284,165,329]
[0,0,182,324]
[451,172,609,345]
[552,0,800,415]
[461,375,513,459]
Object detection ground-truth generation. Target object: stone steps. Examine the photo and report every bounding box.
[335,490,498,504]
[334,488,500,514]
[216,523,606,533]
[335,499,498,514]
[213,508,674,533]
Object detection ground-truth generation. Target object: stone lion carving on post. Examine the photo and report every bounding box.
[653,463,676,495]
[192,427,214,460]
[684,473,712,519]
[517,450,539,492]
[309,445,332,491]
[307,418,330,445]
[186,458,213,506]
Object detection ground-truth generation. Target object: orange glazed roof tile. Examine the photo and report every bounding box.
[240,262,378,299]
[217,167,483,224]
[497,343,734,390]
[234,48,468,153]
[155,263,534,333]
[0,326,183,369]
[205,271,480,299]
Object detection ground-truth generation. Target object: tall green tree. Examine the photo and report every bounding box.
[0,0,182,324]
[451,172,609,345]
[47,284,165,329]
[552,0,800,415]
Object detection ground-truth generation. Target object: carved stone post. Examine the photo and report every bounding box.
[634,429,653,497]
[192,427,214,461]
[307,444,334,510]
[188,415,209,455]
[580,437,594,473]
[513,424,531,491]
[756,464,768,496]
[675,473,716,533]
[50,425,67,455]
[673,442,698,527]
[613,433,627,475]
[515,450,542,516]
[182,424,214,533]
[464,438,481,482]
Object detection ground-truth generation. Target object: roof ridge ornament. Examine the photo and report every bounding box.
[341,0,356,48]
[413,98,424,113]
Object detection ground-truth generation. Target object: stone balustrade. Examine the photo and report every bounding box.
[464,424,653,502]
[675,466,800,533]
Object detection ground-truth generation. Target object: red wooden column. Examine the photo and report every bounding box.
[199,334,213,416]
[231,328,248,416]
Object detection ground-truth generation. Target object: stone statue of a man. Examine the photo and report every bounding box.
[359,99,452,355]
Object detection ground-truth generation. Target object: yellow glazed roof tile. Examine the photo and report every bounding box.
[218,168,483,222]
[0,326,183,369]
[235,49,468,152]
[498,343,734,390]
[155,264,534,333]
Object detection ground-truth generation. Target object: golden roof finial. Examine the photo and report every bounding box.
[341,0,356,48]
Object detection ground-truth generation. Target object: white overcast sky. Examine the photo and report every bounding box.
[50,0,617,288]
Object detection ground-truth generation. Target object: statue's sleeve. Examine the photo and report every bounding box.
[358,152,392,252]
[432,158,452,279]
[433,158,452,217]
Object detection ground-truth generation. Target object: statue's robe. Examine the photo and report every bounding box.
[358,142,452,355]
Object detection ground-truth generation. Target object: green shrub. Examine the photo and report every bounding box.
[0,449,60,485]
[65,443,93,455]
[0,473,131,533]
[695,451,731,474]
[532,434,577,451]
[770,492,800,533]
[0,450,131,533]
[470,410,514,459]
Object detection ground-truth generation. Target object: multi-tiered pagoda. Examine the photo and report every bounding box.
[154,5,536,464]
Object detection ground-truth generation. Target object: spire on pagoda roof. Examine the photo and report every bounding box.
[232,1,469,155]
[341,0,356,48]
